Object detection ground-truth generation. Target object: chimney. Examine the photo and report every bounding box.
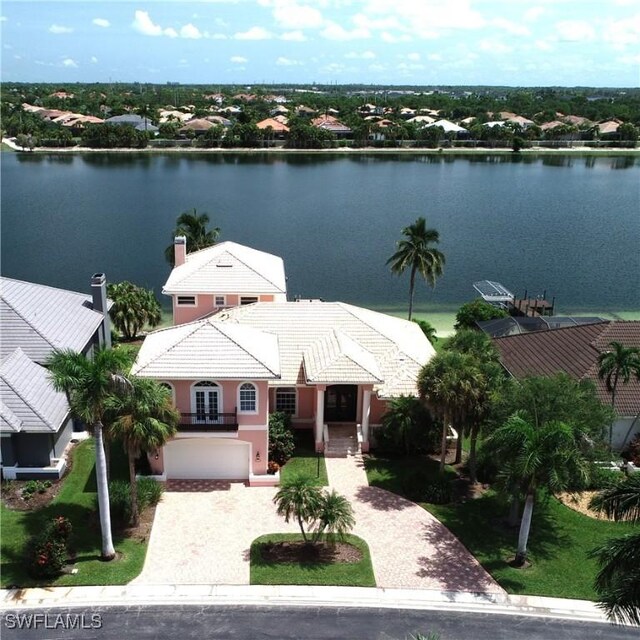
[91,273,111,349]
[174,236,187,267]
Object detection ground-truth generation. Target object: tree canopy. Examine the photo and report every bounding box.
[107,281,162,341]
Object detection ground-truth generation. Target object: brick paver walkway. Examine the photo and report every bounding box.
[133,455,502,594]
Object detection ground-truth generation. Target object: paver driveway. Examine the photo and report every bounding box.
[131,458,503,594]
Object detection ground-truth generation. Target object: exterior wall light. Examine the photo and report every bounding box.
[256,451,261,462]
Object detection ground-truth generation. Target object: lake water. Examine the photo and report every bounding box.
[1,152,639,313]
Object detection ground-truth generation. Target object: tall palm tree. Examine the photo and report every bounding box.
[47,347,133,560]
[589,474,640,625]
[488,413,589,566]
[107,377,179,526]
[418,351,479,473]
[387,217,445,320]
[598,341,640,452]
[164,208,221,266]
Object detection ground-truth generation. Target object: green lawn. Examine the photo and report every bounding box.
[364,454,457,497]
[250,533,375,587]
[1,439,148,588]
[280,430,328,486]
[427,492,633,600]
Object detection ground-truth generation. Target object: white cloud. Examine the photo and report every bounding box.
[427,53,442,61]
[321,22,370,40]
[212,33,228,39]
[281,30,306,41]
[381,31,412,43]
[271,0,323,30]
[617,52,640,65]
[276,56,302,65]
[603,14,640,50]
[91,56,98,63]
[535,39,553,52]
[524,7,545,22]
[369,64,386,72]
[320,62,346,74]
[230,56,248,63]
[92,18,110,28]
[479,39,512,54]
[492,18,530,37]
[234,26,272,40]
[132,10,177,38]
[1,16,8,22]
[397,62,424,71]
[49,24,74,34]
[406,52,421,61]
[345,50,376,59]
[555,20,596,42]
[62,58,78,68]
[180,23,202,39]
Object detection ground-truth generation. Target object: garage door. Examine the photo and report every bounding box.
[164,438,250,480]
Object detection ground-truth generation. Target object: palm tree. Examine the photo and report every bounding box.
[164,208,221,266]
[589,474,640,625]
[47,347,133,560]
[273,475,323,543]
[380,395,430,455]
[387,217,445,321]
[418,351,479,473]
[107,281,162,341]
[598,341,640,452]
[488,413,589,566]
[107,377,179,526]
[273,475,355,545]
[312,490,355,544]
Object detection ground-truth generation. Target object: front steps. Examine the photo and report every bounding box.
[324,424,360,458]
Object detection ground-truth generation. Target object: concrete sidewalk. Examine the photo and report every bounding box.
[0,584,612,625]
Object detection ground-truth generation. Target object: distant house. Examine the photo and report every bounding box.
[312,115,352,138]
[104,114,159,133]
[163,238,287,325]
[493,321,640,450]
[0,275,111,479]
[426,119,469,136]
[178,119,216,136]
[256,118,290,138]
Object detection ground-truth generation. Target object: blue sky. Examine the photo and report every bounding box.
[2,1,639,86]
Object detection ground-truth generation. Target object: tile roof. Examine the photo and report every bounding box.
[0,277,106,363]
[163,241,287,296]
[218,301,436,397]
[1,348,69,433]
[131,319,280,381]
[494,321,640,417]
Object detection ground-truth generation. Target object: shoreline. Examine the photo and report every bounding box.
[3,138,639,157]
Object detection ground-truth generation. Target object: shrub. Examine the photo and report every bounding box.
[474,443,499,484]
[454,299,509,330]
[137,477,164,510]
[269,412,295,466]
[107,480,132,521]
[400,469,452,504]
[22,479,52,500]
[268,461,280,475]
[26,516,72,578]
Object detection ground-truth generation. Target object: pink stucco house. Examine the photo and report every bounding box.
[132,239,435,484]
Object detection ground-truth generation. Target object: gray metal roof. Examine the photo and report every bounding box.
[0,277,106,363]
[0,348,69,433]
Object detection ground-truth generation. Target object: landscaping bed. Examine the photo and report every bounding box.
[250,533,375,587]
[279,430,328,486]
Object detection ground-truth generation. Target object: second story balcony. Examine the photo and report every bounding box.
[178,410,239,433]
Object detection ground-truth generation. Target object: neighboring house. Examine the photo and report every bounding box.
[104,114,159,133]
[493,321,640,450]
[132,299,435,484]
[163,238,287,325]
[0,274,111,479]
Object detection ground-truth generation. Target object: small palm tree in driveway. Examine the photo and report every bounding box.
[47,347,133,560]
[589,473,640,625]
[274,475,355,545]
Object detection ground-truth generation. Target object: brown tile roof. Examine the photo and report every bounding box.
[494,321,640,417]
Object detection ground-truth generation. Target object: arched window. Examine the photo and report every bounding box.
[191,381,221,422]
[238,382,257,413]
[275,387,297,415]
[158,381,175,404]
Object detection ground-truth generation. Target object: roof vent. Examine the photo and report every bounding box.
[216,262,233,268]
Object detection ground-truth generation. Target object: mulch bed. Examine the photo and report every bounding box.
[1,477,66,511]
[259,540,363,564]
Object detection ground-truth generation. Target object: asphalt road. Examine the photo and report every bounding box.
[1,605,636,640]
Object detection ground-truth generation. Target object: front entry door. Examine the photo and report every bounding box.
[324,385,357,422]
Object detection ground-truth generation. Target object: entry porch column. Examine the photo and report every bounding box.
[361,386,372,453]
[314,385,326,452]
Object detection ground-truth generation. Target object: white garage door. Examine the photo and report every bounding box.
[164,438,250,480]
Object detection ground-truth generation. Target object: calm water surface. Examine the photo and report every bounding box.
[1,152,639,312]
